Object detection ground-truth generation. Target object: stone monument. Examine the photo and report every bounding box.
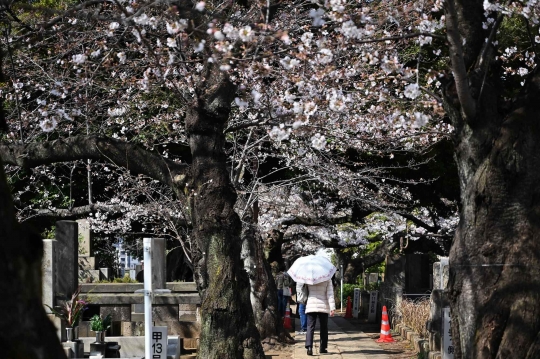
[77,219,100,282]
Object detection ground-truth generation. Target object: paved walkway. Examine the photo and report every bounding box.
[292,315,389,359]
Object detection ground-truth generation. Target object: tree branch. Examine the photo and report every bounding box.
[354,32,446,45]
[396,212,439,233]
[445,0,476,121]
[0,136,190,188]
[280,214,359,227]
[19,202,189,226]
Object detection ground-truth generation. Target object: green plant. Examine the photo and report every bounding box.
[42,226,56,240]
[46,286,88,327]
[96,274,138,283]
[335,283,360,307]
[90,314,112,332]
[113,274,138,283]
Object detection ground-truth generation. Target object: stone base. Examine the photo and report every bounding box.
[62,340,84,358]
[78,256,95,270]
[79,269,100,283]
[121,321,145,336]
[89,342,107,356]
[99,268,111,280]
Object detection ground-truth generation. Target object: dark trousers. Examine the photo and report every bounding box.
[277,289,285,318]
[305,312,329,350]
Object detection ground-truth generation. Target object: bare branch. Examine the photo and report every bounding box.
[19,202,189,225]
[354,32,446,45]
[396,211,439,233]
[280,214,360,227]
[0,136,190,188]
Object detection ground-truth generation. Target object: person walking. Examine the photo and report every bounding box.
[305,279,335,355]
[274,265,290,318]
[296,282,308,335]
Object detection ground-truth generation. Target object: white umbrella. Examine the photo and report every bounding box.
[287,255,337,285]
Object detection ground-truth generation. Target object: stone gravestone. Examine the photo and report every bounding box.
[76,219,92,256]
[99,267,111,281]
[77,219,100,282]
[433,258,449,290]
[442,307,454,359]
[42,239,63,341]
[426,257,451,355]
[352,288,360,318]
[381,254,406,311]
[404,253,431,294]
[368,291,378,322]
[42,239,56,312]
[138,238,166,288]
[166,247,194,282]
[55,221,78,299]
[359,291,370,318]
[151,238,167,290]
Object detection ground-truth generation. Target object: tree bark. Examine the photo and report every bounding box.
[0,156,67,359]
[241,220,285,341]
[445,1,540,357]
[185,67,265,359]
[449,73,540,359]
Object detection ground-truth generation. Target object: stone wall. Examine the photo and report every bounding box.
[42,224,201,342]
[78,282,201,338]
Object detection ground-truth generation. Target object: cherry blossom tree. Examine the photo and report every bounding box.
[4,0,538,357]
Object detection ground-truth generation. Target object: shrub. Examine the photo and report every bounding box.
[335,283,359,308]
[113,274,138,283]
[96,274,138,283]
[392,297,430,338]
[335,282,381,307]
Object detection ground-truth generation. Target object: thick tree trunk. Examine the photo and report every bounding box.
[185,68,265,359]
[443,2,540,357]
[443,0,540,346]
[0,157,67,359]
[449,74,540,358]
[241,220,284,340]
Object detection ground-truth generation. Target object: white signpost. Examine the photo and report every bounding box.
[443,307,454,359]
[340,265,343,312]
[368,291,378,323]
[143,238,169,359]
[352,288,360,318]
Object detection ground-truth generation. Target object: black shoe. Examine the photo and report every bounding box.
[307,347,313,356]
[320,348,328,353]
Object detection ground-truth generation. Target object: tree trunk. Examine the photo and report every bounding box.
[443,1,540,357]
[241,220,285,341]
[264,229,285,265]
[185,68,265,359]
[449,73,540,358]
[0,157,67,359]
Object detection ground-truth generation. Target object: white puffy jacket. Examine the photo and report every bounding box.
[305,280,336,314]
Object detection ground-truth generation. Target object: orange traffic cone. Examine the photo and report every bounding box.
[376,306,395,342]
[283,303,292,330]
[344,296,353,319]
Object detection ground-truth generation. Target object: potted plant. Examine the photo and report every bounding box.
[46,286,88,342]
[90,314,112,343]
